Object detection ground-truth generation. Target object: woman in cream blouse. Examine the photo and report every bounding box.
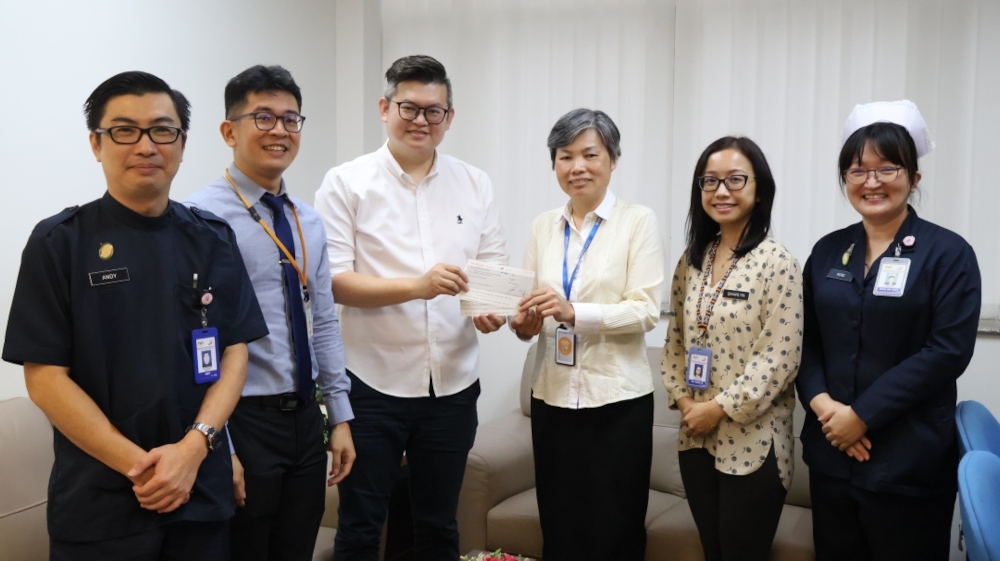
[661,137,803,561]
[511,109,664,561]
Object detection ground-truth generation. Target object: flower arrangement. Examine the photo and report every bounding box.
[460,550,536,561]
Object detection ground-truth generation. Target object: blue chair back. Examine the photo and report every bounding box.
[956,401,1000,457]
[959,451,1000,561]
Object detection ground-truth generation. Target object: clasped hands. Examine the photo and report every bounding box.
[510,287,575,340]
[676,396,728,437]
[417,263,506,333]
[126,430,209,514]
[810,393,872,462]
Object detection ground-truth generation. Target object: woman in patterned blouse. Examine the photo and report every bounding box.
[661,137,803,561]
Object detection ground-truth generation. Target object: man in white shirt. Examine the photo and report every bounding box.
[314,55,508,560]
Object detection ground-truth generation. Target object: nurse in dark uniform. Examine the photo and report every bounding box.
[796,100,981,561]
[2,71,267,560]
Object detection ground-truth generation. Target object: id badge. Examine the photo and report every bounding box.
[555,325,576,366]
[304,298,314,339]
[192,327,221,384]
[686,346,711,390]
[873,257,911,297]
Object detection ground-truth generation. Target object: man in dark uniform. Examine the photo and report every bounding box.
[2,71,268,560]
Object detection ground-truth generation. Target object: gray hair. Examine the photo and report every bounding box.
[383,55,453,108]
[547,108,622,168]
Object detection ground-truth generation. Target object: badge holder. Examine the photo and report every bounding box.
[686,345,711,390]
[555,324,576,366]
[191,274,220,384]
[873,244,911,298]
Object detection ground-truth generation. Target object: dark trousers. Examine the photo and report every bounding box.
[228,396,328,561]
[334,372,480,561]
[531,394,653,561]
[809,471,955,561]
[678,446,787,561]
[50,520,229,561]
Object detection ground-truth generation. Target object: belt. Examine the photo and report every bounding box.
[240,392,312,411]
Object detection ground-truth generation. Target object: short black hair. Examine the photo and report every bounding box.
[684,136,777,270]
[839,122,920,189]
[384,55,453,108]
[224,65,302,118]
[84,71,191,131]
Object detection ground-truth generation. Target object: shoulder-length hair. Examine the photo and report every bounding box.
[684,136,776,270]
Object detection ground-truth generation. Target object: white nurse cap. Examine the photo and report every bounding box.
[842,100,934,158]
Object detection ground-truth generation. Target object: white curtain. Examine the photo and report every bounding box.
[377,0,1000,306]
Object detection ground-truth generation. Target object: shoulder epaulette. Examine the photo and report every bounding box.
[30,206,81,238]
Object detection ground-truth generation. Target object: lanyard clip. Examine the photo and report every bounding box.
[894,243,901,257]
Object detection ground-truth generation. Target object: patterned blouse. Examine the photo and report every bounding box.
[661,237,803,489]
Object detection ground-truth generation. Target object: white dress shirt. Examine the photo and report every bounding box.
[526,191,664,409]
[314,143,508,398]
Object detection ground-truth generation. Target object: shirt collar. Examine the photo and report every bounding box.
[227,162,288,205]
[559,190,617,225]
[378,141,440,185]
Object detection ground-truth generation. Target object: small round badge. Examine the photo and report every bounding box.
[201,293,214,306]
[98,243,114,260]
[903,235,915,247]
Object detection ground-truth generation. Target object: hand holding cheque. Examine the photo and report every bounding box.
[459,260,535,317]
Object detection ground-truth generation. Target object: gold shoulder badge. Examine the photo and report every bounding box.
[98,243,114,260]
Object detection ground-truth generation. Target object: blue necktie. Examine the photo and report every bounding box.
[260,193,313,401]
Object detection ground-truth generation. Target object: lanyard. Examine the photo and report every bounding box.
[695,240,738,336]
[224,169,309,300]
[562,217,602,300]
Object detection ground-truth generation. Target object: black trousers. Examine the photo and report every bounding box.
[334,372,480,561]
[228,396,328,561]
[809,471,955,561]
[531,394,653,561]
[678,446,787,561]
[50,520,229,561]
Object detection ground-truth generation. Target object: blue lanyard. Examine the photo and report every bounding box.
[562,217,602,300]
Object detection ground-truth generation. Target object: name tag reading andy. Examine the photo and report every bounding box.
[873,257,911,298]
[192,327,221,384]
[89,268,130,286]
[722,289,749,301]
[686,346,711,390]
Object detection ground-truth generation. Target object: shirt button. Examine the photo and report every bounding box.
[850,353,857,361]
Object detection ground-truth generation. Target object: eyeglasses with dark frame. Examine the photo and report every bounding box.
[94,125,185,145]
[843,166,904,185]
[229,112,306,133]
[698,174,752,192]
[390,100,450,125]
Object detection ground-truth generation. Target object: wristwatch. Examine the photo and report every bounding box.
[186,422,221,452]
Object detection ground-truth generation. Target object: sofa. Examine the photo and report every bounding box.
[457,345,815,560]
[0,397,343,561]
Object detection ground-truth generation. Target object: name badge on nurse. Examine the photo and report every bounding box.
[192,327,221,384]
[873,257,911,297]
[686,346,712,390]
[555,325,576,366]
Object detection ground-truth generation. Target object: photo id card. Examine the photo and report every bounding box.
[555,325,576,366]
[192,327,220,384]
[686,346,712,390]
[873,257,911,298]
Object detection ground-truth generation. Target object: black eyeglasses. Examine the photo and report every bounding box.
[698,174,752,192]
[391,101,450,125]
[843,166,903,185]
[94,125,185,145]
[229,112,306,132]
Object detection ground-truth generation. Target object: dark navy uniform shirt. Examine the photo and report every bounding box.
[2,192,268,541]
[797,207,981,497]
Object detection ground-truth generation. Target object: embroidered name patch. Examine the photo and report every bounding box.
[722,289,749,300]
[89,268,130,286]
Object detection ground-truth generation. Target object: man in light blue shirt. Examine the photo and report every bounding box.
[186,65,354,561]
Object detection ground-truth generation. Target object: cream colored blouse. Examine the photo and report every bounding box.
[661,237,803,489]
